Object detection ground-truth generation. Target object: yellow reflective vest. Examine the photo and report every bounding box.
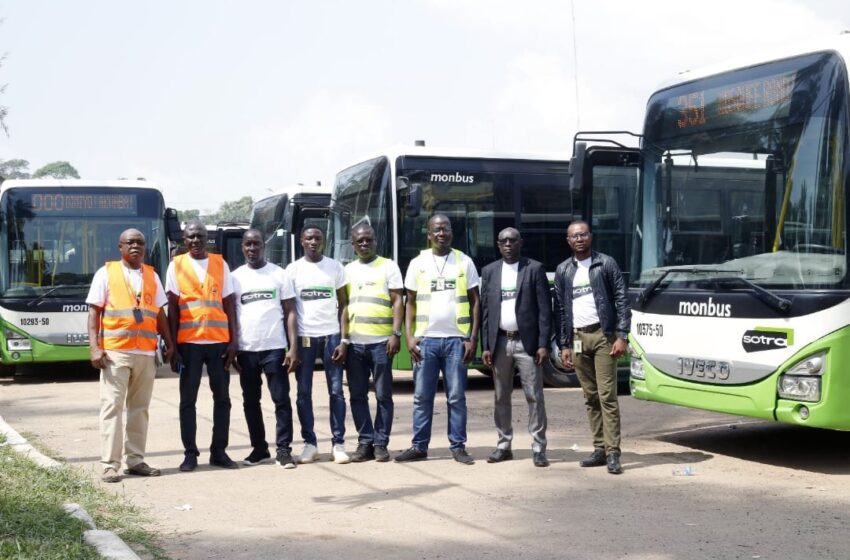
[413,249,470,337]
[346,256,395,338]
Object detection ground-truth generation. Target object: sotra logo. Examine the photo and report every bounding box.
[678,297,732,318]
[241,290,276,305]
[300,287,334,301]
[741,327,794,353]
[430,172,474,184]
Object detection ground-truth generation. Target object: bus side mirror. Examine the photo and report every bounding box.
[398,176,422,218]
[165,208,183,243]
[570,142,587,193]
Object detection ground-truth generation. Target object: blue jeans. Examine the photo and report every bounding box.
[346,342,394,447]
[237,348,293,454]
[178,342,231,457]
[295,334,346,446]
[412,337,467,451]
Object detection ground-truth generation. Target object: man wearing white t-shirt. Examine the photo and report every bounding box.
[554,220,631,475]
[288,227,351,465]
[480,227,551,467]
[232,229,300,469]
[344,224,404,463]
[396,214,480,465]
[87,228,174,483]
[166,221,239,472]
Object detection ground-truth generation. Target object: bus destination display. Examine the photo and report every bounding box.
[28,193,138,216]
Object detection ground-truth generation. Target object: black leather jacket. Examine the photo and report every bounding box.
[553,250,631,349]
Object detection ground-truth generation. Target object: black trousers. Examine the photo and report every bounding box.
[178,342,231,457]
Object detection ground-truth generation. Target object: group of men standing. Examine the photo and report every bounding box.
[88,214,630,483]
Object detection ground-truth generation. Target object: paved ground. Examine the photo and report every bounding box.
[2,364,849,560]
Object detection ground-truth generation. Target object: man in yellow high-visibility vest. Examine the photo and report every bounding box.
[344,224,404,462]
[87,228,174,483]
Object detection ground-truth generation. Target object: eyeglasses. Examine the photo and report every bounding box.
[497,237,520,245]
[430,227,452,234]
[567,232,591,240]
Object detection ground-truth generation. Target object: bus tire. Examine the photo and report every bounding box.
[0,364,16,376]
[542,348,578,388]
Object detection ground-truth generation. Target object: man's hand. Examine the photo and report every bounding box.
[90,347,110,370]
[223,341,238,372]
[170,349,183,374]
[481,350,492,367]
[331,342,347,364]
[560,348,573,369]
[408,336,422,364]
[386,334,400,357]
[462,339,476,364]
[535,347,549,367]
[610,337,628,358]
[162,344,175,366]
[284,348,300,374]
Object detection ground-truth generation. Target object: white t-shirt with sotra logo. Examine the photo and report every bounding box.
[499,261,519,332]
[571,257,600,328]
[232,262,294,352]
[288,256,347,337]
[345,258,404,345]
[404,250,480,338]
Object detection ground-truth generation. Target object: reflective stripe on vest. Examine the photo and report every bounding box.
[175,253,230,343]
[346,256,394,337]
[101,261,160,352]
[414,248,470,336]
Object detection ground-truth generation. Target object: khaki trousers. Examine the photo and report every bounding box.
[572,329,621,454]
[99,350,156,472]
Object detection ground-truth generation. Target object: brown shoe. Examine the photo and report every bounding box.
[124,462,161,477]
[102,468,121,483]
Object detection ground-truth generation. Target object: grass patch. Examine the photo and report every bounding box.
[0,434,171,559]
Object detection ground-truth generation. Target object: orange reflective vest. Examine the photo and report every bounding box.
[102,261,160,352]
[174,253,230,344]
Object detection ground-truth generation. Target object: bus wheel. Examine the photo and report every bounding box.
[0,364,15,376]
[542,343,578,388]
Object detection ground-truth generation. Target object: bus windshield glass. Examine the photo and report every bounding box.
[0,187,168,298]
[633,51,848,290]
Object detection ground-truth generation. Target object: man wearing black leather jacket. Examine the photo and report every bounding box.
[553,220,630,474]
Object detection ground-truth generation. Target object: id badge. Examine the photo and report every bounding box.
[132,308,144,325]
[302,336,311,348]
[436,278,446,291]
[573,338,583,354]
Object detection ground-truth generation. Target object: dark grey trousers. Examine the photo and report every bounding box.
[492,335,547,453]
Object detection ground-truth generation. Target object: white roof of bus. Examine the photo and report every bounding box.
[655,32,850,93]
[337,144,569,173]
[0,178,160,193]
[254,183,331,205]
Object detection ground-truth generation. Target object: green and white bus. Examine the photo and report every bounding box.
[581,34,850,429]
[327,144,636,387]
[0,179,180,372]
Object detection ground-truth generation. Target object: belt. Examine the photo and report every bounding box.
[574,322,601,334]
[499,329,520,340]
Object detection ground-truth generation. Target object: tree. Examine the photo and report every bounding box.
[207,196,253,223]
[0,158,30,179]
[32,161,80,179]
[179,209,200,223]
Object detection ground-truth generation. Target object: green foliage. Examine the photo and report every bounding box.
[32,161,80,179]
[0,158,31,179]
[0,435,171,559]
[178,208,200,223]
[202,195,253,224]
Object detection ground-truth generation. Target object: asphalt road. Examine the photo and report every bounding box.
[2,365,849,560]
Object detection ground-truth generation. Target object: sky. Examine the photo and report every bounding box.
[1,0,849,212]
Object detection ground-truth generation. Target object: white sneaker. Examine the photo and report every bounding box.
[332,444,350,464]
[297,443,319,464]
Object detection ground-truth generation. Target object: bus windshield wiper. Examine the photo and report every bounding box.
[27,284,87,307]
[638,267,742,306]
[711,276,792,314]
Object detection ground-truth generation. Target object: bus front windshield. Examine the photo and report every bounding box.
[633,51,849,290]
[0,188,168,298]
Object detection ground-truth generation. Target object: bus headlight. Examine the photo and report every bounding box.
[630,355,645,380]
[777,375,821,402]
[5,330,32,352]
[785,352,826,376]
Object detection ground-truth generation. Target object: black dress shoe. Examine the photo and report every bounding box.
[487,448,513,463]
[210,454,239,469]
[451,448,474,465]
[179,455,198,472]
[607,452,622,474]
[533,452,549,467]
[579,448,607,467]
[394,447,428,462]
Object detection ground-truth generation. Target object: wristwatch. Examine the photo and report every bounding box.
[341,338,351,345]
[391,329,403,337]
